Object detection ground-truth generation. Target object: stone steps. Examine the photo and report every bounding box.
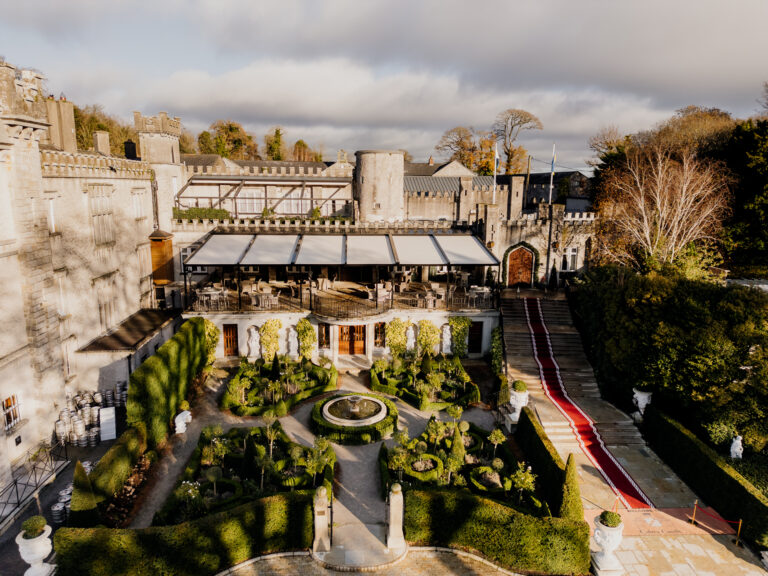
[594,422,646,446]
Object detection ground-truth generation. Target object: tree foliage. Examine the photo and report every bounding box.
[73,104,137,157]
[264,127,285,160]
[197,120,259,160]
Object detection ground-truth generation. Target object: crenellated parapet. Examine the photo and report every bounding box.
[133,111,181,137]
[184,163,339,178]
[40,149,153,179]
[171,216,455,234]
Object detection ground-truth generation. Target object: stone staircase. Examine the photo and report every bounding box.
[594,422,646,446]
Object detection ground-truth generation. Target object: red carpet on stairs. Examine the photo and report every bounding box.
[524,298,654,510]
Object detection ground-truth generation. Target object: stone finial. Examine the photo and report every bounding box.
[387,483,406,551]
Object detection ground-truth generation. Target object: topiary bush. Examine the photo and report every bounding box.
[416,320,440,357]
[295,318,316,360]
[403,454,444,483]
[559,454,584,522]
[385,318,409,358]
[515,407,565,512]
[405,490,590,575]
[259,319,282,361]
[70,461,101,527]
[599,510,622,527]
[21,515,47,539]
[54,493,313,576]
[88,425,148,503]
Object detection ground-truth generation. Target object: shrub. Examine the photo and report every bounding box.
[405,490,590,575]
[643,407,768,547]
[404,454,444,483]
[21,515,47,539]
[490,326,503,374]
[127,318,207,448]
[469,466,504,493]
[559,454,584,521]
[416,320,440,357]
[260,319,282,361]
[448,316,473,357]
[70,461,101,527]
[515,407,565,512]
[54,493,313,576]
[310,394,398,445]
[599,510,622,527]
[295,319,316,360]
[89,426,148,503]
[385,318,408,357]
[512,379,527,392]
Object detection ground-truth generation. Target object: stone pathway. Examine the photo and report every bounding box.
[501,293,766,575]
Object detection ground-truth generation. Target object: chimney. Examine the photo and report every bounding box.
[94,131,110,155]
[428,156,434,166]
[45,98,77,152]
[124,140,137,160]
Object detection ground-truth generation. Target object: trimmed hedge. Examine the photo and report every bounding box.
[310,393,398,445]
[644,407,768,547]
[88,425,148,504]
[70,460,100,527]
[515,407,566,512]
[559,454,584,522]
[231,377,337,417]
[370,365,481,413]
[405,489,590,575]
[378,443,392,499]
[403,455,444,483]
[54,492,313,576]
[127,318,208,448]
[469,466,504,494]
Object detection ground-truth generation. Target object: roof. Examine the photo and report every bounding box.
[181,154,222,167]
[405,162,444,176]
[404,176,461,193]
[78,309,179,353]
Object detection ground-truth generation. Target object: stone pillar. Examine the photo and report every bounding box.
[331,325,339,364]
[93,131,110,155]
[387,483,406,552]
[313,487,331,553]
[365,323,374,363]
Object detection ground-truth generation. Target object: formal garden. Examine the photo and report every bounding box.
[153,422,335,525]
[572,266,768,547]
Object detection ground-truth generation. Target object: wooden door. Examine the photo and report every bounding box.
[507,247,533,286]
[338,325,351,355]
[352,325,366,355]
[468,321,483,355]
[223,324,239,356]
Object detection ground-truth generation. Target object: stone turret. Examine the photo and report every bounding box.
[355,150,405,222]
[134,111,181,164]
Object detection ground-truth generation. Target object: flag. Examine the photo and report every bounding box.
[494,142,500,174]
[551,143,556,174]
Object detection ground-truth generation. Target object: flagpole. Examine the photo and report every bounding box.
[492,142,498,205]
[545,143,556,287]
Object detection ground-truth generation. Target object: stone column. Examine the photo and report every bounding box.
[365,323,374,363]
[331,325,339,364]
[313,487,331,553]
[387,483,406,552]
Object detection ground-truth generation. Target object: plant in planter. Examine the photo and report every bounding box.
[16,515,53,576]
[632,382,653,416]
[509,379,529,423]
[593,510,624,572]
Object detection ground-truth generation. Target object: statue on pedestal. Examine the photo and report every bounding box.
[288,326,299,358]
[730,435,744,460]
[247,326,260,359]
[405,325,416,352]
[442,324,452,355]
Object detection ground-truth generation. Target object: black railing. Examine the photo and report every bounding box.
[0,441,68,522]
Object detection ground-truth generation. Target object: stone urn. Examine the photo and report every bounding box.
[509,389,530,423]
[16,524,53,576]
[632,388,652,415]
[592,515,623,573]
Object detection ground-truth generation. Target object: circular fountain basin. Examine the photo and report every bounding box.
[322,394,387,427]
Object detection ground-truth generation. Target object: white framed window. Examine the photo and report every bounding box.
[136,243,151,278]
[88,185,115,246]
[180,245,206,274]
[95,275,117,332]
[562,247,579,271]
[3,394,21,431]
[62,336,77,379]
[54,270,69,316]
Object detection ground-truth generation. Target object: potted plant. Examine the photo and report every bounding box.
[508,379,529,423]
[16,515,53,576]
[592,510,624,572]
[632,383,653,415]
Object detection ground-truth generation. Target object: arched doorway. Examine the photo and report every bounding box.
[507,246,534,287]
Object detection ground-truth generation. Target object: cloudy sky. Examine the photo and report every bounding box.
[2,0,767,170]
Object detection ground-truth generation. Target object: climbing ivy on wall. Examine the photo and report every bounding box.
[416,319,440,357]
[259,319,282,361]
[449,316,473,357]
[296,318,316,360]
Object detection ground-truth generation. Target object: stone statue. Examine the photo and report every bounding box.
[247,326,260,359]
[730,435,744,460]
[442,324,452,355]
[288,326,299,358]
[405,325,416,352]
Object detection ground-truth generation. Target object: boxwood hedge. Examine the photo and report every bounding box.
[310,393,398,445]
[88,425,148,504]
[54,492,313,576]
[644,406,768,547]
[404,489,590,575]
[127,318,208,448]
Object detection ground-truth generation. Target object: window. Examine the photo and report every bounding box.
[95,275,117,332]
[62,336,77,379]
[136,243,151,278]
[47,196,57,233]
[3,395,20,431]
[562,247,578,271]
[55,271,69,316]
[88,185,114,246]
[180,245,206,274]
[132,188,147,220]
[318,323,331,350]
[374,322,386,348]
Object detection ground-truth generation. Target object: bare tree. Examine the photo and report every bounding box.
[588,125,624,158]
[491,109,543,174]
[435,126,476,168]
[760,81,768,114]
[595,147,730,271]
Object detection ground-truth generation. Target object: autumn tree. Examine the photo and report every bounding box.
[73,104,137,157]
[197,120,259,160]
[435,126,496,174]
[491,108,542,174]
[291,139,323,162]
[638,106,736,155]
[595,146,730,273]
[178,128,197,154]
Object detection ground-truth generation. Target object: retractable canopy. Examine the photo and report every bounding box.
[183,232,498,268]
[241,235,298,265]
[185,234,253,266]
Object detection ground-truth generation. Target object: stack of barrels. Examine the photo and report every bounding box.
[54,387,124,447]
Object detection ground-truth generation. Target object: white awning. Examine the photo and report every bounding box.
[241,235,299,265]
[434,235,499,265]
[392,235,447,265]
[295,235,345,265]
[186,234,253,266]
[346,235,395,265]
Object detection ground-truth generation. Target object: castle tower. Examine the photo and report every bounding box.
[134,111,181,164]
[354,150,405,222]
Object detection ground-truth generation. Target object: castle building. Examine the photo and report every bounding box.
[0,60,594,505]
